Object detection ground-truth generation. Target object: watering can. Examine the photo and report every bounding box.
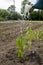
[32,0,43,9]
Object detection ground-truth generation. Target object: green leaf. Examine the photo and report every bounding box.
[23,45,27,50]
[32,30,39,41]
[39,31,43,40]
[28,41,32,48]
[17,50,23,58]
[26,28,33,41]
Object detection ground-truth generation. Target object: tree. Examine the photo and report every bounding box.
[11,12,22,20]
[7,5,15,13]
[30,10,43,20]
[0,9,10,21]
[0,9,9,18]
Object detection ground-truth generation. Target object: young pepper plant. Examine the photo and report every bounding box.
[16,28,42,59]
[39,31,43,40]
[32,30,39,41]
[16,34,26,58]
[26,28,33,41]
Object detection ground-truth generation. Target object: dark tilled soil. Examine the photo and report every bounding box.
[0,21,43,65]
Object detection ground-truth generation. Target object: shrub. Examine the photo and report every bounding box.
[0,17,7,21]
[11,12,22,20]
[30,11,43,20]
